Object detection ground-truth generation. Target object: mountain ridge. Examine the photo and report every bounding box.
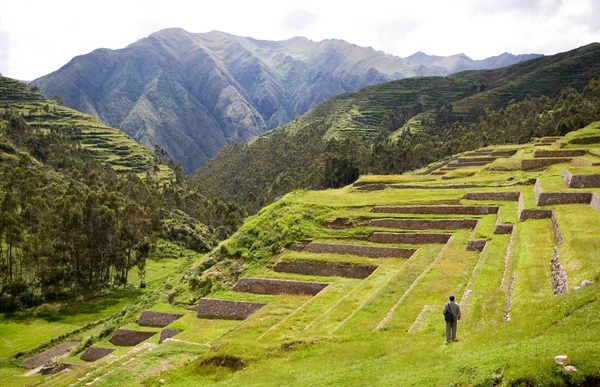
[32,27,541,172]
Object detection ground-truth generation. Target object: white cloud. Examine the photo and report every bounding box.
[0,0,599,80]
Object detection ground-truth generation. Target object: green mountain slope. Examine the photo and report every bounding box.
[31,28,539,172]
[190,43,600,212]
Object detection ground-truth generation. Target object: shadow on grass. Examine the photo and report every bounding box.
[2,288,142,323]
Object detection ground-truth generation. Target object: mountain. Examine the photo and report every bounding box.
[406,51,541,74]
[190,43,600,212]
[32,28,539,172]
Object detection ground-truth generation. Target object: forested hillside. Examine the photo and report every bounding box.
[191,43,600,212]
[0,77,243,310]
[31,28,539,172]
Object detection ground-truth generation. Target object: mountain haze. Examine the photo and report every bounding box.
[33,28,540,172]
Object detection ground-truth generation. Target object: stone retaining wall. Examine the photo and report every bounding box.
[196,298,266,320]
[370,218,478,230]
[521,158,571,170]
[535,178,592,206]
[494,224,514,234]
[138,311,183,327]
[571,157,600,167]
[551,212,564,245]
[533,149,586,158]
[561,168,600,188]
[368,232,451,244]
[466,239,487,251]
[519,209,553,221]
[159,329,181,343]
[108,329,157,346]
[274,260,377,279]
[464,192,521,201]
[592,194,600,212]
[304,242,415,258]
[233,278,329,295]
[550,247,568,295]
[22,341,79,368]
[371,205,499,215]
[457,157,497,163]
[80,346,116,362]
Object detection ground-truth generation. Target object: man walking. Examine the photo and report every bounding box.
[442,294,461,343]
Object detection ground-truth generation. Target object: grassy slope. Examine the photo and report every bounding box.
[20,129,598,386]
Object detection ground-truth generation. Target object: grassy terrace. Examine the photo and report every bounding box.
[0,101,174,180]
[4,126,600,386]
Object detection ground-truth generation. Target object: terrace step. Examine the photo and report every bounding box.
[370,218,478,230]
[534,179,592,206]
[368,232,451,244]
[521,158,571,170]
[80,346,116,362]
[533,149,586,158]
[108,329,157,346]
[562,168,600,188]
[466,239,487,252]
[303,242,415,258]
[274,260,377,279]
[464,192,520,201]
[233,278,329,295]
[196,298,266,320]
[371,205,498,215]
[22,341,79,368]
[137,310,183,327]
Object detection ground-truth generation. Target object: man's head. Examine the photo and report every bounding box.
[449,294,455,301]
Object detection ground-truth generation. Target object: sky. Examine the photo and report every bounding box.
[1,0,599,80]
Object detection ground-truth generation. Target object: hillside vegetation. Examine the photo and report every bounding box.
[191,43,600,212]
[31,28,539,172]
[11,121,600,386]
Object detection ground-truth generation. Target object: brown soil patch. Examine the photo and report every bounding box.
[22,341,79,369]
[196,298,266,320]
[274,260,376,279]
[108,329,157,346]
[80,346,116,362]
[138,310,183,327]
[233,278,328,295]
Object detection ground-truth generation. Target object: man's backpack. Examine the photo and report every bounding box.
[444,302,453,322]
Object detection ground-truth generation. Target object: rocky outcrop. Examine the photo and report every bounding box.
[550,247,568,295]
[274,260,377,279]
[196,298,266,320]
[303,242,416,258]
[370,218,479,230]
[233,278,329,295]
[371,205,499,215]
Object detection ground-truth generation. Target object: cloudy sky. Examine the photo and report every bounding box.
[1,0,599,80]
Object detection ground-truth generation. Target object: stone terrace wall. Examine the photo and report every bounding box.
[519,209,553,221]
[80,346,116,362]
[562,168,600,188]
[551,212,564,245]
[370,218,478,230]
[159,329,181,343]
[550,247,568,295]
[108,329,157,346]
[466,239,487,251]
[371,205,499,215]
[22,341,79,368]
[304,242,415,258]
[369,232,451,244]
[233,278,329,295]
[196,298,266,320]
[535,178,592,205]
[533,149,586,158]
[521,158,571,170]
[494,224,514,234]
[592,194,600,212]
[138,311,183,327]
[274,260,377,279]
[464,192,520,201]
[457,157,497,163]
